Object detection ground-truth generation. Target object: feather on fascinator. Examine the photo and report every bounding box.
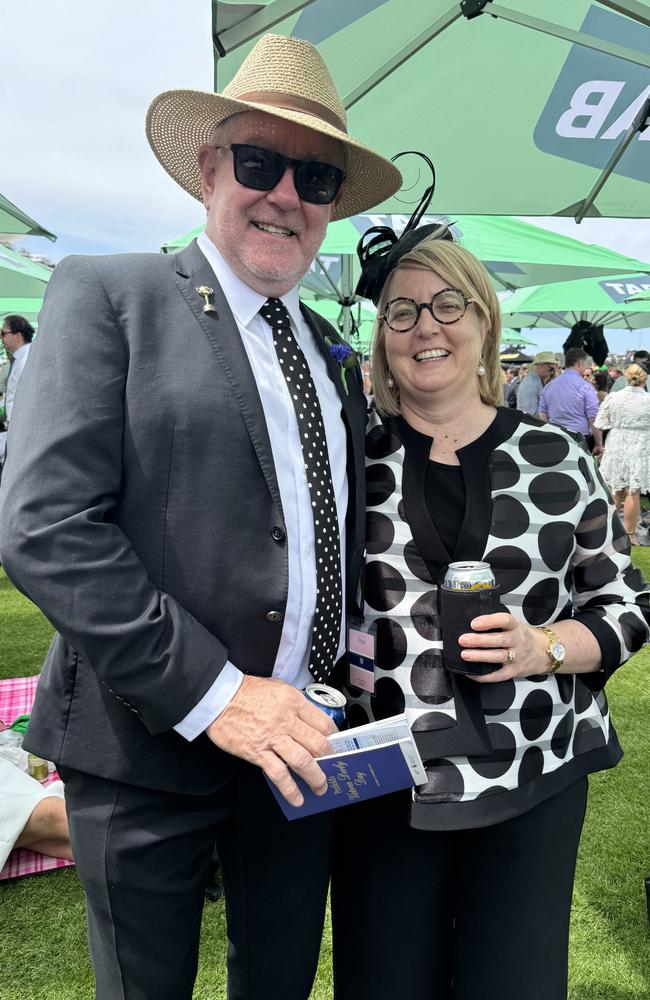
[355,151,454,305]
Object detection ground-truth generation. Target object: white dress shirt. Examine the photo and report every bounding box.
[174,234,348,740]
[5,343,30,422]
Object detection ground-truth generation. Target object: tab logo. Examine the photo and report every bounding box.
[534,5,650,185]
[598,275,650,303]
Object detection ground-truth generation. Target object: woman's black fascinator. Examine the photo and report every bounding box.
[356,152,454,306]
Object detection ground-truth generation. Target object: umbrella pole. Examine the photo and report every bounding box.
[314,256,344,299]
[573,98,650,223]
[343,6,461,107]
[473,4,650,69]
[599,1,650,28]
[213,0,317,65]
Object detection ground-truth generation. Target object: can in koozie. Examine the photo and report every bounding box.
[304,683,347,729]
[443,561,496,591]
[440,560,501,676]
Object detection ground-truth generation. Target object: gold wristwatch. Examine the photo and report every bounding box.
[537,626,566,673]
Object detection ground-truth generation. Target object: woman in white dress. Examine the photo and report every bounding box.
[594,363,650,544]
[0,758,72,868]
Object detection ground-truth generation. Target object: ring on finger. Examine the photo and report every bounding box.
[506,649,517,665]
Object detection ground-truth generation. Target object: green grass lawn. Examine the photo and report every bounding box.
[1,558,649,999]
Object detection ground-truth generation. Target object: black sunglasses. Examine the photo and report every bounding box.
[218,143,346,205]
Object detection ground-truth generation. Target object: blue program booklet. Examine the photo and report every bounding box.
[266,714,427,820]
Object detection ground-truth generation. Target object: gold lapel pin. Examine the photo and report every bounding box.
[195,285,216,314]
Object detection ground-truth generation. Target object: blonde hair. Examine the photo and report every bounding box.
[625,363,647,387]
[370,239,503,415]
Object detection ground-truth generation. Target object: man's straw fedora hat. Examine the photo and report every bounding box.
[146,33,402,221]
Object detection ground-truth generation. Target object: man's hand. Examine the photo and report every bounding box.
[206,676,337,806]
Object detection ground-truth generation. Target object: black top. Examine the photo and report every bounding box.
[425,460,466,561]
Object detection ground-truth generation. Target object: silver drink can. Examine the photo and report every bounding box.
[304,683,347,728]
[443,561,496,591]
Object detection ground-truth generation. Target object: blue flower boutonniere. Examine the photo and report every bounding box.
[325,338,359,396]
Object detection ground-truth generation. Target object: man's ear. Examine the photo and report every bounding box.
[197,145,217,209]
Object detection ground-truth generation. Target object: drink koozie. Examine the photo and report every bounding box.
[440,584,502,676]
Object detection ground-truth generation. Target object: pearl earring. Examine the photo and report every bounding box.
[477,356,486,377]
[387,371,395,388]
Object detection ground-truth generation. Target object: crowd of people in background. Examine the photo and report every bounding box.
[502,347,650,543]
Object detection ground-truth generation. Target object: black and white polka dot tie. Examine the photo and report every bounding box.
[260,298,342,684]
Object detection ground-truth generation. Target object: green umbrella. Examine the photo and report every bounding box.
[300,212,650,342]
[0,245,53,298]
[0,296,44,326]
[0,193,55,241]
[213,0,650,220]
[501,328,537,346]
[501,273,650,329]
[312,214,650,293]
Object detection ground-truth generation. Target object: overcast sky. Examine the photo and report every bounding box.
[4,0,649,353]
[4,0,210,261]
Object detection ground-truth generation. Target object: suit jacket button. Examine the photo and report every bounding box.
[271,526,286,542]
[265,610,284,623]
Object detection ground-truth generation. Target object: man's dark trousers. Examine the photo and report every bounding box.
[61,759,333,1000]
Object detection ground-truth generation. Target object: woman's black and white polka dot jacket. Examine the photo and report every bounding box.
[344,406,650,830]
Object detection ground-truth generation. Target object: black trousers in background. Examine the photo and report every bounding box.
[331,777,588,1000]
[60,761,333,1000]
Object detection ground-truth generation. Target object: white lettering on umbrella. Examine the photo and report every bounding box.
[601,84,650,140]
[555,80,624,138]
[603,281,650,297]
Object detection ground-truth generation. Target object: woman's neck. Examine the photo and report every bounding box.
[400,391,497,464]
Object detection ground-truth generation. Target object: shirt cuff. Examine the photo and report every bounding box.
[572,610,622,690]
[173,662,245,741]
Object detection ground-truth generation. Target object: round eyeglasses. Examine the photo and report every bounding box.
[380,288,474,332]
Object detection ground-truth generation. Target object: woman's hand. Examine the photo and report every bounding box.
[458,612,549,684]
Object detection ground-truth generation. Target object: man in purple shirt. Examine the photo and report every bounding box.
[539,348,604,455]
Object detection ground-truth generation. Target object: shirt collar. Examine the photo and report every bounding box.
[197,231,302,331]
[11,343,29,362]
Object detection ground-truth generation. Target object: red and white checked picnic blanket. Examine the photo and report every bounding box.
[0,674,75,880]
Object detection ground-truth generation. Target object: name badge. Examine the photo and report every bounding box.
[347,620,376,693]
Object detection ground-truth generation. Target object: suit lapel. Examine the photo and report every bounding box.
[300,302,366,463]
[173,241,282,511]
[301,303,361,415]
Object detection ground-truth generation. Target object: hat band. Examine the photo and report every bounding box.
[232,90,347,133]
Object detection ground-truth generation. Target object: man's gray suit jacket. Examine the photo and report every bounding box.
[0,240,367,794]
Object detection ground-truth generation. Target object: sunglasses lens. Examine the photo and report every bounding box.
[294,162,345,204]
[232,145,284,191]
